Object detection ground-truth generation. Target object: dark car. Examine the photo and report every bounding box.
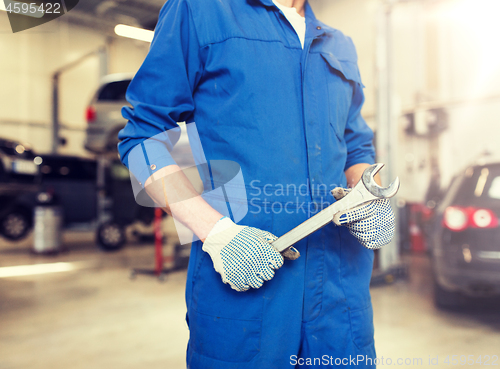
[0,137,40,182]
[31,155,156,250]
[429,162,500,308]
[0,138,41,240]
[36,155,99,225]
[2,152,156,250]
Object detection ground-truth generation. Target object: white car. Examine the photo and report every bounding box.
[84,74,134,154]
[84,74,192,161]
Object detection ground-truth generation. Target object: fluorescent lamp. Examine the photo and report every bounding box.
[115,24,154,43]
[0,262,86,278]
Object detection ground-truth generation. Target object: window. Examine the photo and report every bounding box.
[97,80,131,101]
[488,177,500,200]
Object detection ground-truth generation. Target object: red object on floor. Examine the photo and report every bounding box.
[154,208,163,276]
[409,204,426,253]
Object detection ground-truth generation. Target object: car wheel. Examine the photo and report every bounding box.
[97,222,126,251]
[0,210,31,241]
[434,280,463,309]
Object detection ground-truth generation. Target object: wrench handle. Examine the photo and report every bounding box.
[271,180,376,253]
[270,203,338,253]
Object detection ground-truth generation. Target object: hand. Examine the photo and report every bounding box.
[331,187,395,250]
[202,217,284,291]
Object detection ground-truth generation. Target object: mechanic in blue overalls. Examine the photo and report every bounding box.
[118,0,395,367]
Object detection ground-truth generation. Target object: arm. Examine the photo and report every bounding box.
[343,74,376,183]
[118,0,204,188]
[117,0,221,241]
[345,163,381,188]
[334,68,394,249]
[118,0,290,291]
[144,165,222,242]
[343,81,380,187]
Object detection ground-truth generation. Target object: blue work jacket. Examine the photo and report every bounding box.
[118,0,377,367]
[118,0,375,193]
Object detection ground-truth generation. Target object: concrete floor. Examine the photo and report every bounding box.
[1,229,500,369]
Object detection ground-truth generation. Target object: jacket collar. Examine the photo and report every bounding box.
[254,0,327,37]
[255,0,276,5]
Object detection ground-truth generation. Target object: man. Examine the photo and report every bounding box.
[118,0,395,367]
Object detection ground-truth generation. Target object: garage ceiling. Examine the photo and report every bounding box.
[66,0,165,33]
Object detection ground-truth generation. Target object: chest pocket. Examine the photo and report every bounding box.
[321,53,363,141]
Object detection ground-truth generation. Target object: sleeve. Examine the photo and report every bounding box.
[343,80,376,171]
[117,0,204,186]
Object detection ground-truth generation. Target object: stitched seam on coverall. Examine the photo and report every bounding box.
[338,231,356,348]
[199,36,302,49]
[185,0,207,91]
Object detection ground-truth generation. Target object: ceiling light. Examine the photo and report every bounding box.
[114,24,154,43]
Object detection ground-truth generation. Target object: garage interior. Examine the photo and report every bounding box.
[1,0,500,368]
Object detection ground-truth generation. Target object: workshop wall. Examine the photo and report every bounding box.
[312,0,500,202]
[2,1,499,202]
[0,12,149,156]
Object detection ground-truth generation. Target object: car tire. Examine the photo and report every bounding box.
[97,221,126,251]
[0,209,31,241]
[434,280,463,309]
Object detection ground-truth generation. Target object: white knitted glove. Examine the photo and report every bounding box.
[202,217,284,292]
[332,187,395,250]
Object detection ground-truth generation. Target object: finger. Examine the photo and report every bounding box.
[259,267,275,281]
[225,276,249,292]
[260,239,284,269]
[232,282,250,292]
[248,276,264,289]
[350,222,395,249]
[260,231,278,243]
[333,201,378,225]
[347,219,376,233]
[350,228,377,244]
[268,251,284,270]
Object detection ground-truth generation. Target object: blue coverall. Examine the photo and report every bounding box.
[118,0,377,367]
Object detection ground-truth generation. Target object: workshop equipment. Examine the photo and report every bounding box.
[272,163,400,255]
[33,191,62,255]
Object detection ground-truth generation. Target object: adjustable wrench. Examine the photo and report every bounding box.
[271,163,400,256]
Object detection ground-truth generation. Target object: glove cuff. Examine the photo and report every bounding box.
[202,217,240,257]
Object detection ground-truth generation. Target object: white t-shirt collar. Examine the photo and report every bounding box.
[272,0,306,49]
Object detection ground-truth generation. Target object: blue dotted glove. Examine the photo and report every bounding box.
[202,217,284,292]
[332,187,395,250]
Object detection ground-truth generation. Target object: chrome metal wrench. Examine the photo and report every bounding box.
[271,163,400,256]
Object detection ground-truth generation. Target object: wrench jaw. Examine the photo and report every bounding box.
[272,163,400,255]
[361,163,400,199]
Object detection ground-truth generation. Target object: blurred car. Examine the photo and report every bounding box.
[83,74,193,164]
[0,192,35,241]
[0,138,40,183]
[37,155,99,225]
[1,153,157,250]
[0,138,41,240]
[84,73,133,154]
[429,162,500,308]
